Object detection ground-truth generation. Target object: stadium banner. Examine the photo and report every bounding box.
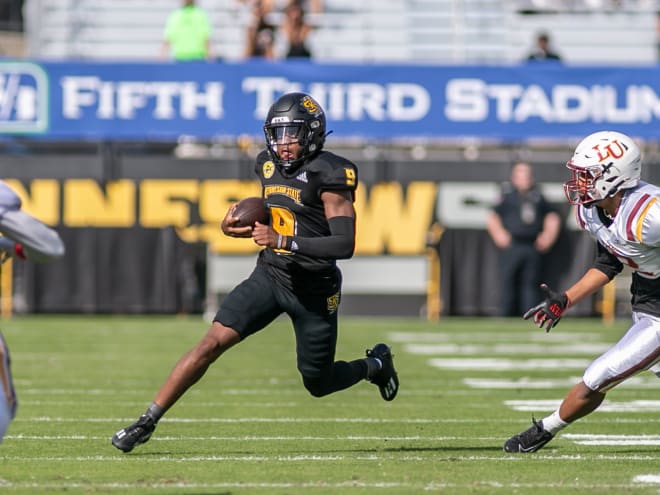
[0,60,658,141]
[8,175,594,316]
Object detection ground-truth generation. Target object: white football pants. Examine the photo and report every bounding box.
[0,331,17,442]
[583,311,660,392]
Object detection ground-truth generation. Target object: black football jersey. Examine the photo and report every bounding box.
[254,150,358,278]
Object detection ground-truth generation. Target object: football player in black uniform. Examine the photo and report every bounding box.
[112,92,399,453]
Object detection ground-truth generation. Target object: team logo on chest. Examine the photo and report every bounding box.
[263,161,275,179]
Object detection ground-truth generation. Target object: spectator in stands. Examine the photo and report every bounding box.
[239,0,323,14]
[527,32,562,61]
[487,162,562,317]
[282,0,313,58]
[244,0,276,59]
[162,0,213,61]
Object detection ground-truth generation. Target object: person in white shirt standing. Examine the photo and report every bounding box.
[504,130,660,453]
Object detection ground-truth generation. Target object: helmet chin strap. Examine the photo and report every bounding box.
[275,156,302,175]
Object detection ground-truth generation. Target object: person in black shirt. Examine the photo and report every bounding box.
[112,92,399,453]
[282,0,312,58]
[487,162,561,317]
[244,0,276,59]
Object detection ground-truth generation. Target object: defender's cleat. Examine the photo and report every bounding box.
[112,415,156,453]
[503,418,554,453]
[366,343,399,401]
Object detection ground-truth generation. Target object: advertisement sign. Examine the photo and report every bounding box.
[0,60,657,141]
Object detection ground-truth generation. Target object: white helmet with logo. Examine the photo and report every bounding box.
[563,131,642,206]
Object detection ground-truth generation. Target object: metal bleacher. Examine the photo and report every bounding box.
[23,0,659,64]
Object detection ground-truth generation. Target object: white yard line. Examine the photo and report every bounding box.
[634,475,660,484]
[14,416,490,424]
[407,343,609,355]
[563,434,660,446]
[0,480,651,490]
[9,433,660,447]
[14,416,660,424]
[5,434,498,441]
[0,454,656,462]
[430,358,590,370]
[387,331,602,343]
[465,376,660,389]
[505,399,660,412]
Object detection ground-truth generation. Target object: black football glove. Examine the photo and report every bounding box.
[523,283,569,332]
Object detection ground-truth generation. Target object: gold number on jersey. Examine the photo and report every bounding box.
[270,206,295,253]
[344,168,356,187]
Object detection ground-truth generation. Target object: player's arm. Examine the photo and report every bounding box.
[524,242,618,330]
[486,211,511,249]
[563,242,622,306]
[0,182,65,262]
[289,189,355,259]
[0,212,65,263]
[535,210,561,253]
[252,190,356,259]
[564,267,611,306]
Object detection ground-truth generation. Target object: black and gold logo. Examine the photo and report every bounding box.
[301,96,320,116]
[327,292,340,314]
[263,160,275,179]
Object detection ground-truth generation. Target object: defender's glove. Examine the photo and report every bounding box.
[523,283,569,332]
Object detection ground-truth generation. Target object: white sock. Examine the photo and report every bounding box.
[541,410,568,435]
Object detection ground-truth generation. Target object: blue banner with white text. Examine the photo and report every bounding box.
[0,60,658,141]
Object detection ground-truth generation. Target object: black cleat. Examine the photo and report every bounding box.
[366,343,399,401]
[503,418,554,453]
[112,415,156,453]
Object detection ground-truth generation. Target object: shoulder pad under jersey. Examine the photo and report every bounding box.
[307,151,358,191]
[623,184,660,246]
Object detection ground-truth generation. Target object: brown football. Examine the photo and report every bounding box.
[233,197,269,227]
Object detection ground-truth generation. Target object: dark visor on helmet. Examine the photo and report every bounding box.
[266,124,303,144]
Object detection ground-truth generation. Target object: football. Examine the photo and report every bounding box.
[233,196,269,228]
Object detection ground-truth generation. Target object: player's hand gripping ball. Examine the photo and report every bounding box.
[232,197,269,228]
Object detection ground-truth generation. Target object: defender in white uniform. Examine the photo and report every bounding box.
[0,180,64,443]
[504,130,660,453]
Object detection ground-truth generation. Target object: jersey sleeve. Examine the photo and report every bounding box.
[631,196,660,246]
[592,242,624,280]
[310,153,358,193]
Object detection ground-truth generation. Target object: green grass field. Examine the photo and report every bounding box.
[0,315,658,494]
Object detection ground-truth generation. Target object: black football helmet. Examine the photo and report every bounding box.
[263,92,326,172]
